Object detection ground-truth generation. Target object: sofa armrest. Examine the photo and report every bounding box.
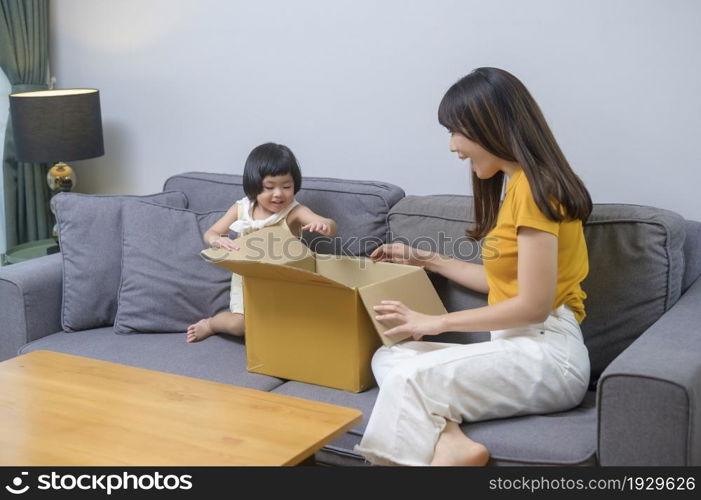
[597,277,701,465]
[0,253,63,361]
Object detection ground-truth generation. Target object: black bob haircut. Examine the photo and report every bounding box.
[242,143,302,200]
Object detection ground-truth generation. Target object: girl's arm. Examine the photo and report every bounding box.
[287,205,337,236]
[203,203,240,250]
[375,227,558,338]
[371,243,489,294]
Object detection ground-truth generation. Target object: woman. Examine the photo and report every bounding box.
[355,68,592,466]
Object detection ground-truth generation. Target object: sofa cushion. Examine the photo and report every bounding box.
[51,191,188,332]
[582,204,686,382]
[163,172,405,256]
[388,196,687,385]
[461,390,598,465]
[273,381,596,466]
[114,202,230,334]
[18,328,283,391]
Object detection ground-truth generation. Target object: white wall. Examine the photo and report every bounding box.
[49,0,701,220]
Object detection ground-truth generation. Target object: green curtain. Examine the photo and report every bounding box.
[0,0,51,249]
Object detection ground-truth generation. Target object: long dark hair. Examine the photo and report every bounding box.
[242,142,302,200]
[438,68,592,240]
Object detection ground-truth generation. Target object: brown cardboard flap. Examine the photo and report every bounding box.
[201,247,316,273]
[358,269,448,347]
[208,259,349,289]
[201,226,315,267]
[315,257,416,288]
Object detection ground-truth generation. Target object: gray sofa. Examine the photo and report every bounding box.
[1,171,700,466]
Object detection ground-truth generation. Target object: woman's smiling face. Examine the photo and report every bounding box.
[449,132,504,180]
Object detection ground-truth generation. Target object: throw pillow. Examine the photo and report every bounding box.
[52,191,188,332]
[114,201,230,334]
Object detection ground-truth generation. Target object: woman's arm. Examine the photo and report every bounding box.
[371,243,489,294]
[203,204,240,250]
[427,254,490,295]
[287,205,337,236]
[375,227,558,338]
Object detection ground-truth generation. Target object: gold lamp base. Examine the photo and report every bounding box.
[47,162,77,241]
[47,162,77,193]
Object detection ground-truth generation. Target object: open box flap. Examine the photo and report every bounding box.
[357,268,448,347]
[201,245,315,271]
[201,245,349,289]
[201,226,315,265]
[315,257,417,288]
[209,258,350,289]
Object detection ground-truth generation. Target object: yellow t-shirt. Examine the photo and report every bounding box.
[482,168,589,323]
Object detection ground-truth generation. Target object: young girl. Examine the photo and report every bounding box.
[356,68,592,466]
[186,143,337,343]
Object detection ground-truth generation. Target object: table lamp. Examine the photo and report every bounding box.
[9,88,104,194]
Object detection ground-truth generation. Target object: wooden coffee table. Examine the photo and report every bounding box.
[0,350,362,465]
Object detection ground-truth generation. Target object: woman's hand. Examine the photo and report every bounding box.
[211,236,240,251]
[373,300,444,340]
[302,221,333,235]
[370,243,434,267]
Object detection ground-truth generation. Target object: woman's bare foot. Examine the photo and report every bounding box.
[430,421,490,466]
[186,318,215,343]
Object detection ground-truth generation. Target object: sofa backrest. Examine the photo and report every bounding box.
[683,220,701,293]
[388,195,692,385]
[163,172,405,256]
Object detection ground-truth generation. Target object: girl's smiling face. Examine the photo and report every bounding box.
[449,132,504,180]
[256,174,295,214]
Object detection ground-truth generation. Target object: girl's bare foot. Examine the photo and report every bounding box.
[186,318,215,343]
[430,421,490,466]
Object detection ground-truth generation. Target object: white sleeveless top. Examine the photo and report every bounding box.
[229,196,299,236]
[227,196,299,314]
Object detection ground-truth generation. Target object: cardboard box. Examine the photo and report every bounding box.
[201,226,447,392]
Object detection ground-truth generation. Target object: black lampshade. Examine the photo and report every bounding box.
[9,89,104,163]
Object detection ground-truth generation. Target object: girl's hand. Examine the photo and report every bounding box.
[211,236,240,251]
[373,300,444,341]
[302,222,332,235]
[370,243,433,267]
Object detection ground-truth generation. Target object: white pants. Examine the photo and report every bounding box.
[355,304,590,466]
